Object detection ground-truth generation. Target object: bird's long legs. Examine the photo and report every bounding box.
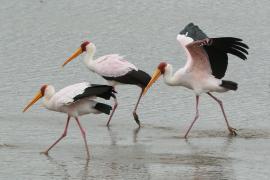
[75,117,90,159]
[184,95,200,138]
[106,96,118,126]
[132,89,144,127]
[207,92,237,136]
[42,116,71,155]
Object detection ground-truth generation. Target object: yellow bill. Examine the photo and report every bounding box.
[62,47,83,67]
[23,91,43,112]
[143,68,162,95]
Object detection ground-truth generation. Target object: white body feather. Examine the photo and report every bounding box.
[161,35,227,95]
[83,43,138,82]
[42,82,101,117]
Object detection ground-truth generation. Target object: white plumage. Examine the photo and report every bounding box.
[42,82,99,117]
[143,23,249,138]
[88,54,138,77]
[63,41,151,127]
[49,82,92,106]
[177,34,212,75]
[23,82,115,159]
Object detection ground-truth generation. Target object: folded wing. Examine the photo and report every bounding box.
[51,82,115,107]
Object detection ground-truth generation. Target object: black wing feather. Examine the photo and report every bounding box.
[181,23,249,79]
[73,84,116,102]
[204,46,228,79]
[227,47,247,60]
[205,37,249,78]
[230,44,249,55]
[179,23,249,79]
[103,70,151,88]
[210,38,248,60]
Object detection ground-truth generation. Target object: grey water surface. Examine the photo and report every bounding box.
[0,0,270,179]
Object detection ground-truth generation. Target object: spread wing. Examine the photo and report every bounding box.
[178,23,249,79]
[203,37,248,78]
[92,54,138,77]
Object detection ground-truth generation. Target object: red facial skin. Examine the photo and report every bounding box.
[81,41,90,52]
[157,62,167,74]
[40,85,48,96]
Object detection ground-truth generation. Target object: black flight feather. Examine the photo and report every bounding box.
[73,84,116,102]
[103,70,151,88]
[180,23,249,79]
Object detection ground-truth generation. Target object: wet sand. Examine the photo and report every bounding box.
[1,116,270,179]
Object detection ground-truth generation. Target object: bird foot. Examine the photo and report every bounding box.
[132,112,141,127]
[40,151,49,156]
[228,127,237,136]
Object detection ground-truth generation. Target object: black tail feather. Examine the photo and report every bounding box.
[94,103,112,115]
[220,80,238,91]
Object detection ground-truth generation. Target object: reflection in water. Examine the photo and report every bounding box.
[107,126,117,146]
[185,137,235,180]
[103,126,149,179]
[133,127,141,143]
[45,155,90,180]
[107,126,141,145]
[45,155,70,179]
[79,159,90,180]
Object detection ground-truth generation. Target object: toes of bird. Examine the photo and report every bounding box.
[229,130,237,136]
[40,151,49,155]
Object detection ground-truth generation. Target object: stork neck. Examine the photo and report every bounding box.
[83,50,95,65]
[163,64,177,86]
[43,86,55,103]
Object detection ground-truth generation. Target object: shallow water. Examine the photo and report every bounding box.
[0,0,270,179]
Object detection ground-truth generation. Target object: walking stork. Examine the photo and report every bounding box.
[143,23,249,138]
[23,82,116,159]
[62,41,151,127]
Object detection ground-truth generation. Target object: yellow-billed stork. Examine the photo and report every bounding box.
[23,82,116,159]
[62,41,151,127]
[143,23,249,138]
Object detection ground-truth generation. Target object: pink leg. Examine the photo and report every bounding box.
[184,96,200,139]
[106,96,118,126]
[42,116,71,155]
[207,92,237,135]
[132,89,144,127]
[75,117,90,159]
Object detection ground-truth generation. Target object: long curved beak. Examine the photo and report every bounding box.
[62,47,82,67]
[143,69,162,95]
[23,91,43,112]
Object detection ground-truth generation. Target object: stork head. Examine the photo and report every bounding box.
[62,41,95,67]
[143,62,167,95]
[23,85,48,112]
